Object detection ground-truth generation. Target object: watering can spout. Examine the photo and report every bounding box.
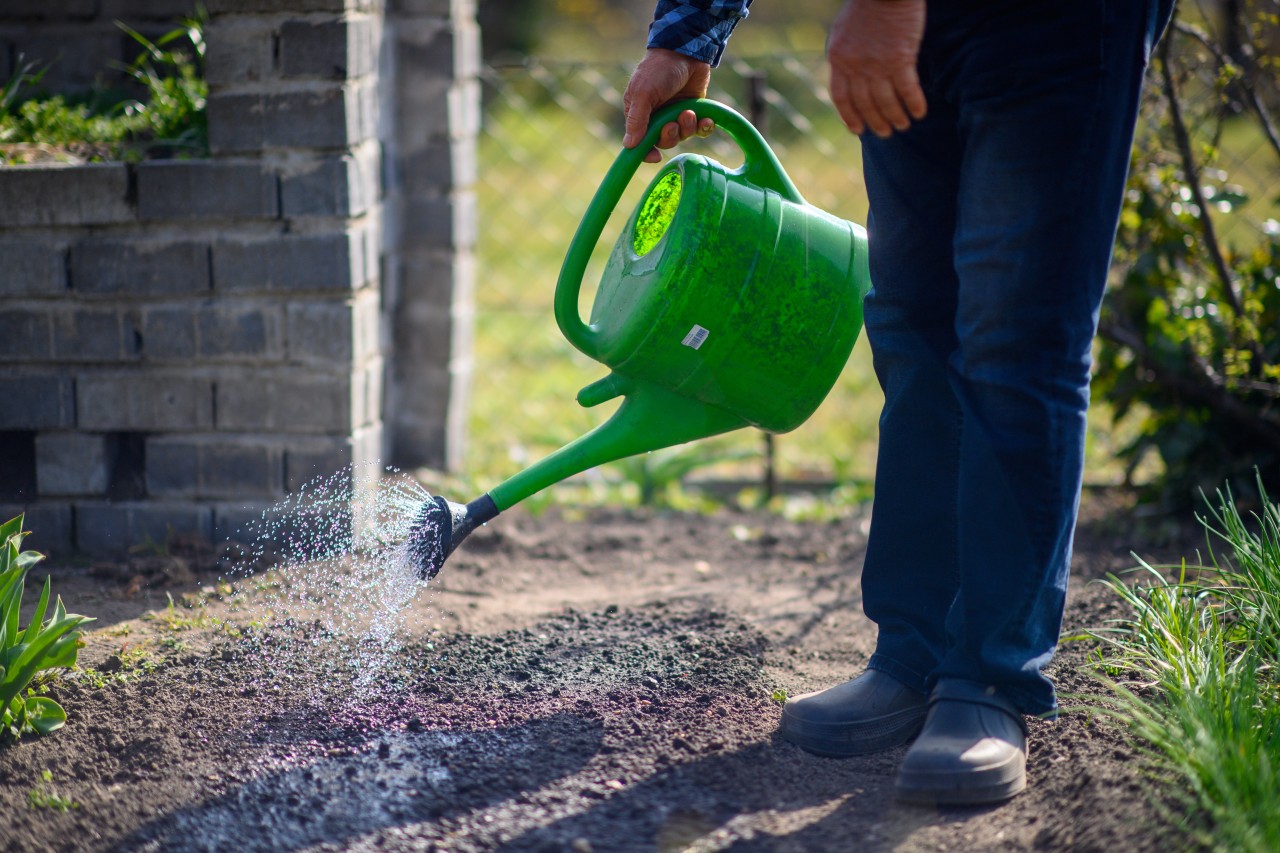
[405,377,747,579]
[487,375,748,512]
[405,493,499,579]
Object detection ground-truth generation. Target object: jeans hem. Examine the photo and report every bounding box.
[866,654,931,696]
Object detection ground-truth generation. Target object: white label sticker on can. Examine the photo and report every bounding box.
[682,324,710,350]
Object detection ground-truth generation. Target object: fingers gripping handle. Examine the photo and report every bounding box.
[553,98,804,360]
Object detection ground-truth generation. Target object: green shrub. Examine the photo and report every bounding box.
[1095,12,1280,507]
[0,515,94,742]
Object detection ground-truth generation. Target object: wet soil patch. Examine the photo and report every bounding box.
[2,490,1196,851]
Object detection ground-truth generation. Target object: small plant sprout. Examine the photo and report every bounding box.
[145,592,222,633]
[1,515,94,741]
[28,770,78,812]
[770,688,789,704]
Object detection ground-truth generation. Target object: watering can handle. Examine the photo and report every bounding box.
[554,98,804,360]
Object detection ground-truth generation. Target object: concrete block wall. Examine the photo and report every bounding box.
[383,0,480,470]
[0,0,479,557]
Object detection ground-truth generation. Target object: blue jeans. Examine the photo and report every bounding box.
[859,0,1174,716]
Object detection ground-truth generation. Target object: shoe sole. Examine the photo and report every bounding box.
[778,706,927,757]
[895,764,1027,806]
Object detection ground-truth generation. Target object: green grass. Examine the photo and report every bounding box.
[1085,474,1280,851]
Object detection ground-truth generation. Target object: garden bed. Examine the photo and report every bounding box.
[1,489,1199,852]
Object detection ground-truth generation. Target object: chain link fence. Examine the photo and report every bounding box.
[466,42,1279,495]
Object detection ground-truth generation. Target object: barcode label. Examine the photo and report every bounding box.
[681,324,710,350]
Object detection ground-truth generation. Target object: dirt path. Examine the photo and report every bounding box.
[1,489,1196,852]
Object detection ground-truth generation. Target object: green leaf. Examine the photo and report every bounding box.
[0,566,22,652]
[15,549,43,571]
[0,514,25,546]
[24,696,66,735]
[20,576,51,646]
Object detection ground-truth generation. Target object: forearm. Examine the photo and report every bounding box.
[647,0,754,66]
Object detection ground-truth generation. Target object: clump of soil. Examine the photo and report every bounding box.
[1,489,1197,852]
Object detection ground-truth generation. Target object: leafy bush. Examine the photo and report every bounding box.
[1096,11,1280,507]
[0,11,207,163]
[1,515,94,742]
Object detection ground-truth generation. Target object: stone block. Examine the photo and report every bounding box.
[0,502,72,560]
[354,288,382,361]
[198,303,283,359]
[353,79,379,146]
[35,432,109,496]
[0,373,74,429]
[205,0,358,12]
[284,436,354,491]
[77,374,214,430]
[360,355,383,428]
[397,136,476,191]
[401,18,477,79]
[147,436,284,499]
[388,363,454,468]
[353,422,384,469]
[1,0,98,17]
[279,14,375,80]
[140,306,197,360]
[99,0,199,17]
[211,499,353,562]
[0,308,51,361]
[387,0,475,17]
[213,231,365,293]
[5,30,126,94]
[137,160,279,221]
[394,301,457,369]
[449,77,482,137]
[280,142,380,217]
[401,189,475,249]
[207,84,373,152]
[70,240,211,296]
[216,371,353,433]
[0,242,66,295]
[75,502,213,555]
[286,299,353,363]
[204,17,276,87]
[52,307,125,361]
[0,163,132,227]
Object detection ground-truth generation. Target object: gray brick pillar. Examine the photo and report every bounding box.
[0,0,477,557]
[382,0,480,470]
[200,0,387,544]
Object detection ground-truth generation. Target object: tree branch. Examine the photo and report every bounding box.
[1171,19,1280,162]
[1159,36,1246,321]
[1098,318,1280,455]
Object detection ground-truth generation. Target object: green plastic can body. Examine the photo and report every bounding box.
[587,154,870,434]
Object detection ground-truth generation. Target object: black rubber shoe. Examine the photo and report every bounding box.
[895,679,1028,805]
[778,669,928,757]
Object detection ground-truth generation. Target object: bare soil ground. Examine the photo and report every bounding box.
[1,487,1204,852]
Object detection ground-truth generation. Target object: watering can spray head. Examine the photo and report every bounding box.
[405,493,500,579]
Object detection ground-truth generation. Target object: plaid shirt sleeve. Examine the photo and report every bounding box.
[646,0,754,67]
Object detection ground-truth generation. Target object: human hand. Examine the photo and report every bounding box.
[828,0,927,137]
[622,48,715,163]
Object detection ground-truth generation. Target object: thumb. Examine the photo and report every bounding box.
[623,90,660,149]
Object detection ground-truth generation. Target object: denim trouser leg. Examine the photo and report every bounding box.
[859,0,1174,716]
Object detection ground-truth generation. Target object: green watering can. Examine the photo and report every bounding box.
[406,98,871,578]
